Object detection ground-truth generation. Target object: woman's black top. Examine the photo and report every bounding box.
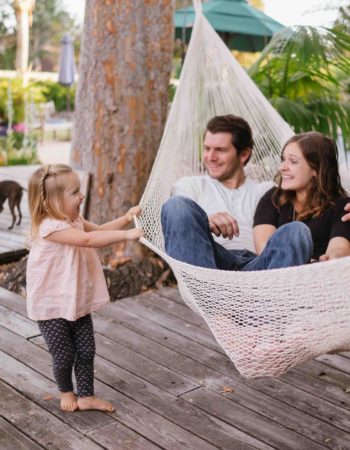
[253,187,350,259]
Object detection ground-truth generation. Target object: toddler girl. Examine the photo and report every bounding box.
[26,164,143,412]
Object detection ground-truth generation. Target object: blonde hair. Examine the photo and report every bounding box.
[28,164,74,237]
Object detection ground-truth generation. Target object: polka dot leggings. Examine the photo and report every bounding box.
[37,314,95,397]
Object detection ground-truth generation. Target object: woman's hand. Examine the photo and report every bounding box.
[320,236,350,261]
[319,254,329,262]
[342,203,350,222]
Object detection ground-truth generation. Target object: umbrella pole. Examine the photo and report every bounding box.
[66,87,70,113]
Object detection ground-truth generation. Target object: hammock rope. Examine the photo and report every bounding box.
[136,5,350,377]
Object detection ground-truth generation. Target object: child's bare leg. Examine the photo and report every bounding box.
[60,391,78,412]
[77,396,115,412]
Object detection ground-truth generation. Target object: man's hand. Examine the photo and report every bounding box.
[342,203,350,222]
[208,212,239,239]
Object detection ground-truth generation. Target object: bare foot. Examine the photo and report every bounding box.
[60,392,78,412]
[77,395,115,412]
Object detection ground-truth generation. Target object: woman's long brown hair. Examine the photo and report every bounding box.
[273,132,346,220]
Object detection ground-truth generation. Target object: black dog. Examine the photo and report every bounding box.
[0,180,26,230]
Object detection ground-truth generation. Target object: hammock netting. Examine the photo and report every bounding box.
[136,2,350,377]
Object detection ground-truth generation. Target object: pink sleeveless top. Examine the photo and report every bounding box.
[26,217,110,321]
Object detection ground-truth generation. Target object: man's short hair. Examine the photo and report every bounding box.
[206,115,254,164]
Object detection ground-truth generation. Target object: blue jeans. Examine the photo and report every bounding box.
[161,196,313,271]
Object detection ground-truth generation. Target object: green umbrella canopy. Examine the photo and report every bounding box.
[175,0,285,52]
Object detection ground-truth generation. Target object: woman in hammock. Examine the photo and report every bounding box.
[253,131,350,264]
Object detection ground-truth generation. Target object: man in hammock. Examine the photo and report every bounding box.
[161,114,350,270]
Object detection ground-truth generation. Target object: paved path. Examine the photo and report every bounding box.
[1,285,350,449]
[37,140,71,165]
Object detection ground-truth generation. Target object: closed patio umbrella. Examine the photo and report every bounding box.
[58,34,76,111]
[175,0,285,52]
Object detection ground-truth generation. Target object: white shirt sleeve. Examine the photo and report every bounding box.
[172,177,199,202]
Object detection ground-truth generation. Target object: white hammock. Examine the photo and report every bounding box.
[136,1,350,378]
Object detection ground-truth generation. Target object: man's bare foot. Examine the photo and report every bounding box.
[77,395,115,412]
[60,392,78,412]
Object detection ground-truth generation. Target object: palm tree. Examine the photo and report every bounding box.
[248,26,350,148]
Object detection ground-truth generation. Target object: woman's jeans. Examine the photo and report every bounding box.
[161,196,313,271]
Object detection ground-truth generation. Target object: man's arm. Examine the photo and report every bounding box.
[173,176,241,239]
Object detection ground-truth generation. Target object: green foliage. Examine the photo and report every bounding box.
[0,78,76,125]
[0,78,46,123]
[0,0,16,69]
[35,80,76,112]
[249,26,350,147]
[0,133,40,166]
[168,83,177,102]
[334,4,350,34]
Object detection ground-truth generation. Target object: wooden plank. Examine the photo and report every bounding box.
[0,417,42,450]
[95,332,200,396]
[0,304,38,338]
[0,349,115,434]
[156,286,185,304]
[0,289,231,383]
[5,284,347,436]
[0,287,27,315]
[26,329,269,448]
[181,388,327,450]
[281,363,350,411]
[316,353,350,374]
[137,290,206,327]
[98,300,350,441]
[295,359,350,394]
[93,314,230,387]
[107,298,219,351]
[85,421,162,450]
[97,304,233,375]
[3,286,350,450]
[0,330,219,450]
[92,355,271,450]
[203,375,350,447]
[0,381,103,450]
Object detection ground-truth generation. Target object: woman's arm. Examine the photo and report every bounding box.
[82,206,141,232]
[342,202,350,222]
[319,237,350,261]
[253,224,276,255]
[45,227,143,248]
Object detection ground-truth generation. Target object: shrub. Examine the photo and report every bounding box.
[0,78,46,123]
[36,80,76,112]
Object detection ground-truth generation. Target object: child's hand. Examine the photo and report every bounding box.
[125,206,142,223]
[126,228,144,241]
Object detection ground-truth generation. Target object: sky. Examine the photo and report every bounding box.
[62,0,344,28]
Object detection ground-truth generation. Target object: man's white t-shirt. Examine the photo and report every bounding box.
[173,175,273,253]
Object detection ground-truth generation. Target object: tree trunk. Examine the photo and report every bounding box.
[71,0,173,261]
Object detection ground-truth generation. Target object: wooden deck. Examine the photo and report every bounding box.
[1,285,350,449]
[0,166,89,263]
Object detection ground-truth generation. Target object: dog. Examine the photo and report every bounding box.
[0,180,26,230]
